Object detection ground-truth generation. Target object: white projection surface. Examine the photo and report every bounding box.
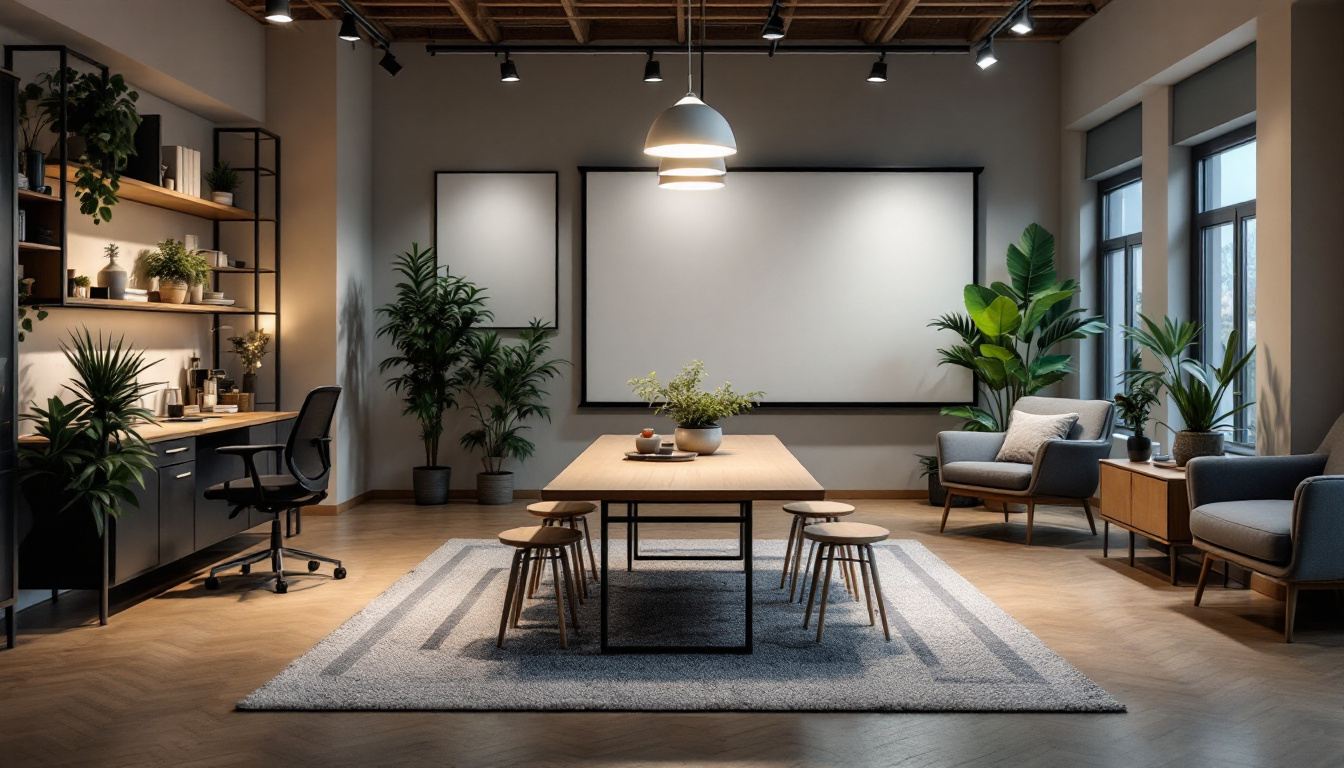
[583,169,977,406]
[436,172,557,328]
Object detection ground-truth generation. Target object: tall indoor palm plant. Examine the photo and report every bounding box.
[376,244,490,505]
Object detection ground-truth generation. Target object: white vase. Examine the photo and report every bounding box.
[674,425,723,455]
[189,283,204,304]
[211,191,234,206]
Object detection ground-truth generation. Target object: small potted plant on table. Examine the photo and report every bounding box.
[1114,353,1161,462]
[629,360,763,455]
[205,161,241,207]
[227,329,271,408]
[144,238,210,304]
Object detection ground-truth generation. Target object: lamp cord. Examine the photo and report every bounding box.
[700,0,706,100]
[686,0,693,95]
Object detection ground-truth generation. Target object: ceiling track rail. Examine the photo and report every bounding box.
[426,42,971,56]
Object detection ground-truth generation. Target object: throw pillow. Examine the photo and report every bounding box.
[995,410,1080,464]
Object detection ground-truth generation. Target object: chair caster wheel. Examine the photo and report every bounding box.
[308,560,320,572]
[241,564,251,575]
[205,576,220,590]
[275,580,289,594]
[333,567,347,580]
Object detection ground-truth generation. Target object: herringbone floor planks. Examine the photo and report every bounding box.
[2,499,1344,767]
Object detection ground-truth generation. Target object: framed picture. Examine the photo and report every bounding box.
[434,171,559,330]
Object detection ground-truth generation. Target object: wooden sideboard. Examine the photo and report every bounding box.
[1098,459,1192,585]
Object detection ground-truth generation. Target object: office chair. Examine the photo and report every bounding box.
[203,386,346,593]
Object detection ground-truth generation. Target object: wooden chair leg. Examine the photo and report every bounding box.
[550,549,568,649]
[940,491,954,533]
[798,540,818,604]
[1003,503,1009,524]
[581,516,599,581]
[559,547,580,633]
[866,544,891,641]
[847,546,862,602]
[1285,583,1299,643]
[1082,498,1097,535]
[780,515,800,589]
[511,550,533,628]
[815,545,836,643]
[788,520,809,602]
[803,543,827,629]
[1103,520,1110,558]
[1025,501,1036,546]
[497,549,524,648]
[1194,553,1213,607]
[858,545,876,626]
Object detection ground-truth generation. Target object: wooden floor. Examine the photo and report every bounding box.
[3,498,1344,767]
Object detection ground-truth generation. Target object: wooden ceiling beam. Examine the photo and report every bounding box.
[862,0,918,43]
[558,0,593,42]
[306,0,337,19]
[226,0,266,22]
[445,0,503,41]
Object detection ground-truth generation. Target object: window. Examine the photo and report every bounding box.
[1195,126,1256,446]
[1099,168,1143,402]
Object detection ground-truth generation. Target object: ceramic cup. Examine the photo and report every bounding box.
[635,433,661,454]
[657,443,675,455]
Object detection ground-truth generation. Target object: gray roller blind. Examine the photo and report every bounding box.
[1085,106,1142,180]
[1173,44,1256,145]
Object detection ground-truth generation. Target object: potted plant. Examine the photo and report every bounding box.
[929,224,1106,431]
[916,454,977,508]
[458,320,568,505]
[18,278,49,342]
[18,330,159,590]
[227,329,271,397]
[72,275,91,298]
[1113,353,1161,462]
[17,76,58,192]
[1124,314,1256,466]
[98,242,129,300]
[144,238,210,304]
[629,360,763,455]
[376,244,490,506]
[205,161,240,207]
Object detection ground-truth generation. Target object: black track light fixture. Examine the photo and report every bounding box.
[643,52,663,83]
[1010,4,1034,35]
[761,0,786,41]
[379,47,403,76]
[867,53,887,83]
[975,38,998,70]
[265,0,292,23]
[500,52,520,82]
[339,12,361,41]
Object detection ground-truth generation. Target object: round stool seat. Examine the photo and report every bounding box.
[783,501,856,517]
[803,521,890,545]
[499,525,583,549]
[526,501,596,518]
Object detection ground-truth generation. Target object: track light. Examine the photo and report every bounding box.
[379,48,402,76]
[339,12,361,41]
[500,53,520,82]
[643,53,663,83]
[1010,5,1034,35]
[975,39,998,70]
[264,0,292,23]
[761,0,786,40]
[867,53,887,83]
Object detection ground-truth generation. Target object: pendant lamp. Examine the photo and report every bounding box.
[644,0,736,159]
[659,173,726,191]
[658,158,727,177]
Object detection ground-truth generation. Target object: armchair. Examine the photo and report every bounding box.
[937,396,1115,545]
[1188,415,1344,641]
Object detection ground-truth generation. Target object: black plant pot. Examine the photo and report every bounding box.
[1127,435,1153,462]
[413,466,451,506]
[927,475,978,508]
[20,149,45,192]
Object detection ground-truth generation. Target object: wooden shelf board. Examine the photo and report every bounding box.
[46,163,275,222]
[18,241,62,252]
[212,266,276,274]
[18,188,61,203]
[59,297,274,315]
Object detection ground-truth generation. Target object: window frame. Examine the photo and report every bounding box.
[1191,124,1257,449]
[1097,166,1143,407]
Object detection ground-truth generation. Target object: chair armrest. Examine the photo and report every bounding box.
[1186,454,1327,508]
[216,444,286,456]
[1030,439,1112,499]
[215,444,287,504]
[1289,476,1344,581]
[937,431,1006,469]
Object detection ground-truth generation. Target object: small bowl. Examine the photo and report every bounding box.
[204,291,224,300]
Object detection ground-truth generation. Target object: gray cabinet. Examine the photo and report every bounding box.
[112,475,160,583]
[158,462,196,565]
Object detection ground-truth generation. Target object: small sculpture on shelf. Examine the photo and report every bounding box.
[97,243,129,300]
[227,329,271,399]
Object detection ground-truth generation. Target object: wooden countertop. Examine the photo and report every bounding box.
[1100,458,1187,482]
[541,434,826,502]
[19,411,299,445]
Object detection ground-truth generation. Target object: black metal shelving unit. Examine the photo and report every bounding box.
[1,67,19,649]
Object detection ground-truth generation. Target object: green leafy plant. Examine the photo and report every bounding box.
[376,243,491,468]
[929,223,1107,431]
[17,79,56,152]
[1113,352,1160,437]
[19,330,160,535]
[204,161,240,194]
[227,329,271,374]
[457,319,568,474]
[144,238,210,286]
[629,360,764,428]
[916,453,940,480]
[73,275,91,288]
[18,278,48,343]
[1124,314,1255,434]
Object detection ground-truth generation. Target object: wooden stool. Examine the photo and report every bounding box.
[497,526,583,649]
[801,522,891,643]
[526,501,598,602]
[781,501,857,603]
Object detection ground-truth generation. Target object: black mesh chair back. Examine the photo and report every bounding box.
[286,386,341,492]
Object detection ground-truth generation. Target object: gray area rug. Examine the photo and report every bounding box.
[239,538,1123,712]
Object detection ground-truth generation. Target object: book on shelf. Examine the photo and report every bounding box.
[161,145,201,196]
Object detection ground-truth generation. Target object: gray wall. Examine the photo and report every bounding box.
[368,42,1062,493]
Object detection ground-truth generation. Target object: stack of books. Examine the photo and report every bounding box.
[207,404,239,414]
[124,288,148,303]
[161,145,201,197]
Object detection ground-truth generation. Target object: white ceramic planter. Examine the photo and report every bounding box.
[189,283,204,304]
[211,191,234,206]
[674,425,723,455]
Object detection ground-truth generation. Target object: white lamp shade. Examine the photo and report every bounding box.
[658,173,727,191]
[644,95,738,158]
[657,157,727,177]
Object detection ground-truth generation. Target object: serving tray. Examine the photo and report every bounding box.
[624,451,697,462]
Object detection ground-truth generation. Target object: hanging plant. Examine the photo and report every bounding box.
[36,67,141,224]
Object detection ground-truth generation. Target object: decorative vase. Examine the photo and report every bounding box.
[211,191,234,206]
[477,471,515,505]
[158,279,189,304]
[674,425,723,455]
[412,466,451,506]
[97,250,129,301]
[242,372,257,394]
[635,432,661,454]
[1127,435,1154,462]
[1173,431,1224,467]
[20,149,45,193]
[189,283,204,304]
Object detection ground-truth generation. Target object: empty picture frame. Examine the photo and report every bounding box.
[434,171,559,329]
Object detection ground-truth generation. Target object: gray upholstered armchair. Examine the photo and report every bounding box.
[1187,415,1344,642]
[937,395,1116,545]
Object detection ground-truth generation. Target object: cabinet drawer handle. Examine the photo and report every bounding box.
[175,471,193,479]
[164,446,189,454]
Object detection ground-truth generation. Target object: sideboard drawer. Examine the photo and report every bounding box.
[153,438,196,467]
[1132,474,1170,539]
[1100,463,1132,525]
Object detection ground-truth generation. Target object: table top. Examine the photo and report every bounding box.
[1100,458,1187,482]
[19,410,299,446]
[541,434,826,502]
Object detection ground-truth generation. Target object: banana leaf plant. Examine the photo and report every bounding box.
[1123,314,1255,434]
[928,223,1106,431]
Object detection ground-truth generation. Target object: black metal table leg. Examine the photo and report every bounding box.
[626,502,634,572]
[1103,520,1109,558]
[4,605,14,649]
[601,501,610,653]
[744,500,753,652]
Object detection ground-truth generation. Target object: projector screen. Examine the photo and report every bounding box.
[582,168,978,407]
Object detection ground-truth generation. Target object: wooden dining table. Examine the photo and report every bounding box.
[541,434,825,654]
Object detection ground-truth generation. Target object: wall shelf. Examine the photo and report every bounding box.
[45,163,274,222]
[59,297,274,315]
[213,266,275,274]
[18,188,60,203]
[18,241,60,252]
